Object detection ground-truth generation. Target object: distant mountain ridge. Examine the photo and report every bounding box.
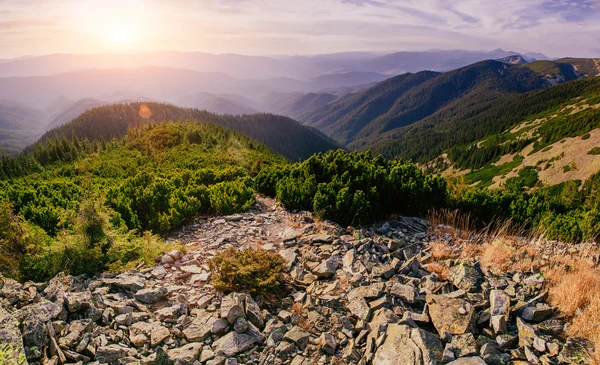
[36,102,340,161]
[0,49,548,80]
[302,58,600,150]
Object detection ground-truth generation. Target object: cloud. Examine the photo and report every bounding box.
[0,0,599,57]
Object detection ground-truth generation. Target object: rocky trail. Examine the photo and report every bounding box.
[0,196,594,365]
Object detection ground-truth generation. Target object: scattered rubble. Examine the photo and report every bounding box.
[0,196,594,365]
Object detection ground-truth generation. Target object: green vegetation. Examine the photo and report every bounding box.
[588,147,600,155]
[506,166,539,188]
[256,150,447,226]
[464,155,524,187]
[0,120,285,281]
[208,248,285,295]
[37,102,339,161]
[582,133,591,140]
[371,76,600,166]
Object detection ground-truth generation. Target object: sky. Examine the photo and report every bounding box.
[0,0,599,58]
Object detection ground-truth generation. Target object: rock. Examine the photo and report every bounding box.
[151,326,171,347]
[450,263,481,292]
[234,317,249,333]
[96,345,134,364]
[0,307,27,365]
[373,324,443,365]
[280,248,298,271]
[183,312,215,341]
[283,326,311,350]
[389,282,418,304]
[427,294,474,337]
[213,327,264,357]
[181,265,203,274]
[446,357,487,365]
[221,293,246,324]
[244,295,264,329]
[557,338,594,364]
[489,290,510,320]
[134,287,168,304]
[63,291,91,312]
[312,256,340,279]
[347,297,371,320]
[319,333,337,354]
[516,317,536,347]
[211,318,230,334]
[168,343,203,363]
[522,305,553,323]
[449,333,478,358]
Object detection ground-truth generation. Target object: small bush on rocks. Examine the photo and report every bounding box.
[208,247,285,295]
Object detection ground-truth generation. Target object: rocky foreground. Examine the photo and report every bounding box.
[0,197,594,365]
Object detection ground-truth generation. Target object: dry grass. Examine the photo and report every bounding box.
[543,259,600,363]
[430,242,453,261]
[423,262,450,281]
[424,230,600,363]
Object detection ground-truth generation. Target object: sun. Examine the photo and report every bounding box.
[106,25,135,43]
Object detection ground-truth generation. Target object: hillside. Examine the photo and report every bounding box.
[303,60,553,145]
[365,76,600,169]
[264,92,338,119]
[44,98,108,131]
[0,100,47,155]
[177,93,257,115]
[37,102,340,161]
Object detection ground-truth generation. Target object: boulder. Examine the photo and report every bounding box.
[134,287,168,304]
[213,325,264,357]
[283,326,311,350]
[450,264,481,292]
[221,293,245,324]
[312,256,340,279]
[0,307,27,365]
[427,294,474,337]
[183,312,215,341]
[373,324,443,365]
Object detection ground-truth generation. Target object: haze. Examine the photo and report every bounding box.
[1,0,599,58]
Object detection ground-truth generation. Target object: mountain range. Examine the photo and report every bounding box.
[0,49,544,79]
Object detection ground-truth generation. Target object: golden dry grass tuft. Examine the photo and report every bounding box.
[423,262,450,281]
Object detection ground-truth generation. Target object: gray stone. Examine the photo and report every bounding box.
[96,345,134,364]
[283,326,311,350]
[134,287,168,304]
[319,333,337,354]
[168,343,203,362]
[63,291,92,312]
[449,333,478,358]
[312,255,340,279]
[347,297,371,320]
[427,294,474,337]
[213,327,264,357]
[373,324,443,365]
[0,307,27,365]
[221,293,245,324]
[183,312,215,341]
[389,282,418,304]
[450,263,481,292]
[522,305,554,323]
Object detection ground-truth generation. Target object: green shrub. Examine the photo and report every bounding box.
[209,180,256,215]
[587,147,600,155]
[208,248,285,295]
[582,133,591,140]
[259,150,447,226]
